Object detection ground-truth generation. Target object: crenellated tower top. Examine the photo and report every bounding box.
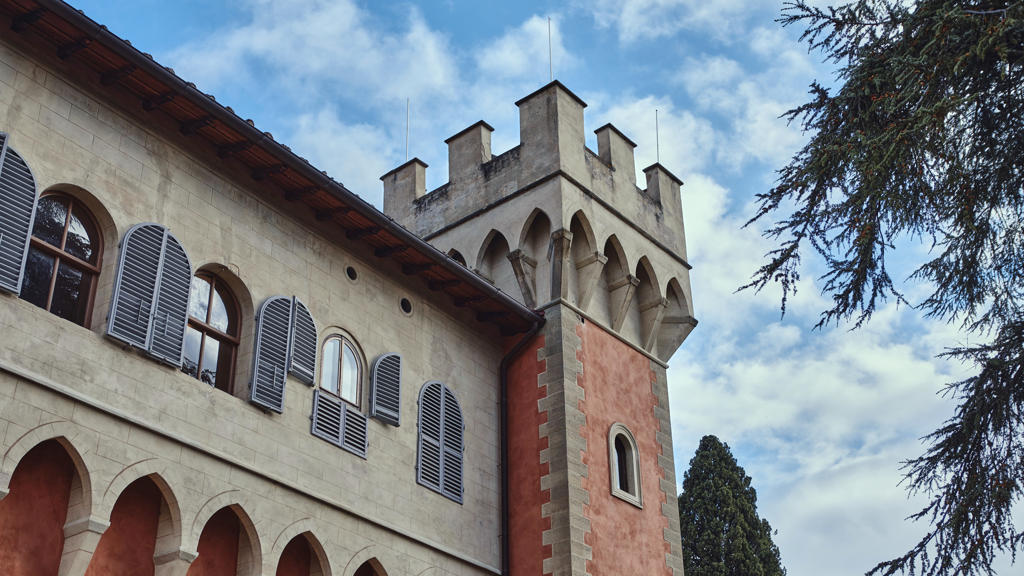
[382,80,695,361]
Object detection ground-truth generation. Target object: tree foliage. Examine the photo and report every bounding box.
[678,435,785,576]
[746,1,1024,575]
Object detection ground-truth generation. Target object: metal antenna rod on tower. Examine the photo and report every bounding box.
[656,109,660,163]
[548,17,553,81]
[405,98,410,161]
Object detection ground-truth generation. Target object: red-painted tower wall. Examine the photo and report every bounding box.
[577,321,672,575]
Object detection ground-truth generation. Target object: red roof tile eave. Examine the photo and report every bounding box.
[4,0,542,334]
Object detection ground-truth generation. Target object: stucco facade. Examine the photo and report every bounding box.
[0,2,696,576]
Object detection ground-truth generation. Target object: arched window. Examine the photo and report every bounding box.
[320,335,361,406]
[182,272,239,392]
[20,194,101,327]
[608,423,642,507]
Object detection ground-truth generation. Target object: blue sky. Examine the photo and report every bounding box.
[68,1,995,574]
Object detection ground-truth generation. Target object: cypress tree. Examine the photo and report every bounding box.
[678,435,785,576]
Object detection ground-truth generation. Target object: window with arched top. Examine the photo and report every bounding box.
[181,272,239,392]
[320,335,362,406]
[20,193,101,327]
[608,423,642,507]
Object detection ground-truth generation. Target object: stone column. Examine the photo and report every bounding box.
[58,516,109,576]
[550,228,573,303]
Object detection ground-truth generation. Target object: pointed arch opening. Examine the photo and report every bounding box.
[568,211,599,311]
[353,558,388,576]
[276,532,329,576]
[596,236,629,329]
[0,439,86,576]
[633,257,663,350]
[656,278,695,361]
[475,230,517,299]
[515,209,552,307]
[446,249,467,267]
[85,474,180,576]
[187,505,260,576]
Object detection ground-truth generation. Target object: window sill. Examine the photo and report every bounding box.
[611,487,643,509]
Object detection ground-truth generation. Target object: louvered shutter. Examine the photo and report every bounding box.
[311,390,369,458]
[441,386,465,503]
[148,233,191,366]
[0,135,40,294]
[250,296,293,413]
[370,353,402,426]
[311,388,344,447]
[288,298,317,385]
[342,405,368,458]
[417,382,443,492]
[107,224,165,349]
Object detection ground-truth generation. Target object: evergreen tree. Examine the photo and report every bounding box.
[678,435,785,576]
[745,3,1023,575]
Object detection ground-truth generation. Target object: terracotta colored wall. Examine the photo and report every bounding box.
[85,477,163,576]
[276,536,311,576]
[0,440,74,576]
[504,333,550,576]
[577,321,672,576]
[186,508,241,576]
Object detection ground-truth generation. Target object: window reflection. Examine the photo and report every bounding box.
[180,272,239,394]
[19,194,100,327]
[320,335,361,406]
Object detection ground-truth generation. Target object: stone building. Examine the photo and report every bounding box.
[0,1,696,575]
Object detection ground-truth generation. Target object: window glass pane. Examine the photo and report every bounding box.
[320,337,340,395]
[20,247,54,310]
[340,341,359,405]
[32,196,68,248]
[215,339,234,393]
[615,435,630,492]
[200,336,220,387]
[208,286,231,333]
[50,262,88,325]
[188,276,211,323]
[181,326,202,379]
[64,207,97,263]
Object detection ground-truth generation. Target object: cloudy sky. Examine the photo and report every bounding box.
[69,0,1000,574]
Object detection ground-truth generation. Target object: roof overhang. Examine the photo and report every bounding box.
[0,0,542,335]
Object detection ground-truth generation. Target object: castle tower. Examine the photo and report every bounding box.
[382,81,697,576]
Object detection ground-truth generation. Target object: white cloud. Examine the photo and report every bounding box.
[168,0,458,108]
[475,15,576,81]
[595,95,717,176]
[584,0,754,43]
[287,109,398,205]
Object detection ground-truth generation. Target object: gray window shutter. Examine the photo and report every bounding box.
[0,135,40,295]
[147,233,192,366]
[288,297,317,385]
[370,353,402,426]
[250,296,292,413]
[342,405,368,458]
[441,386,465,503]
[311,389,369,459]
[107,224,165,349]
[311,388,344,447]
[417,381,443,493]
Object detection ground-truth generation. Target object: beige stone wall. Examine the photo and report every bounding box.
[0,39,505,575]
